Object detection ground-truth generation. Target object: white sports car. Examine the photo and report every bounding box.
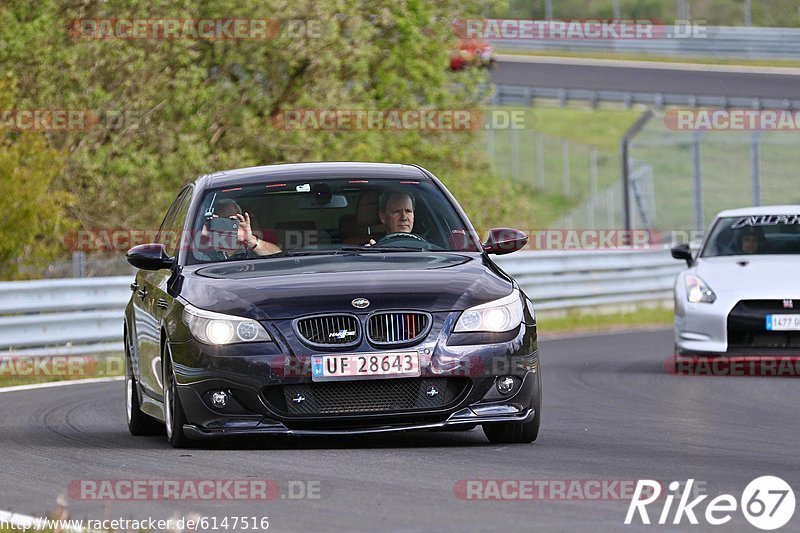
[672,206,800,361]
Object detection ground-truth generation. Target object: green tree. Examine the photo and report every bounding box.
[0,81,74,279]
[0,0,518,239]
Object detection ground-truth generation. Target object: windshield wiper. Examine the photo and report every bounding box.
[266,250,358,258]
[340,246,426,252]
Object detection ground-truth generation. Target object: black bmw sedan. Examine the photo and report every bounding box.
[124,162,540,447]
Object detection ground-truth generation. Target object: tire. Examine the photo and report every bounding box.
[482,374,541,444]
[125,335,163,436]
[164,351,191,448]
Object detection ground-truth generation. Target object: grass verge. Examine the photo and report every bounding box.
[537,306,673,335]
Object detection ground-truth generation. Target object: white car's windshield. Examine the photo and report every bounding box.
[186,178,481,264]
[701,215,800,257]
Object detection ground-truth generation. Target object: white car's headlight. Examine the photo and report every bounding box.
[685,275,716,304]
[183,304,271,345]
[454,290,524,333]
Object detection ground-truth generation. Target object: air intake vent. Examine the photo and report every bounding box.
[295,314,360,348]
[367,311,430,346]
[276,377,469,415]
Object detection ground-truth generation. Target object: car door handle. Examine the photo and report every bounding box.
[156,298,169,310]
[130,281,138,292]
[138,287,148,300]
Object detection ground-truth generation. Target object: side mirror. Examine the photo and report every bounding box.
[483,228,528,255]
[126,243,175,271]
[671,243,695,267]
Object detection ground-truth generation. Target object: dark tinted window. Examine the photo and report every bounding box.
[187,178,480,264]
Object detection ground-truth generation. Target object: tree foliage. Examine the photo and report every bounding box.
[1,0,515,244]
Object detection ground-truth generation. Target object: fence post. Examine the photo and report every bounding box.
[692,134,704,233]
[511,127,519,181]
[589,147,598,228]
[561,140,570,196]
[751,133,761,206]
[72,251,86,278]
[536,133,545,191]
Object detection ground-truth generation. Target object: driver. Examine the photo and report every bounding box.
[379,190,415,234]
[737,226,764,255]
[365,190,415,246]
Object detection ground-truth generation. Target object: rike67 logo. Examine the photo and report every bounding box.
[625,477,795,530]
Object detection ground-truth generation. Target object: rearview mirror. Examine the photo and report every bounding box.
[671,243,695,267]
[126,243,175,271]
[483,228,528,255]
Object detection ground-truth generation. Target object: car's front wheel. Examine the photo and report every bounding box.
[125,335,162,436]
[164,351,191,448]
[482,374,541,444]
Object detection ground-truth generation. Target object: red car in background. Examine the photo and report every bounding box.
[450,39,496,71]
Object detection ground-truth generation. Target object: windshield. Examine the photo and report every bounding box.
[186,178,481,264]
[701,215,800,257]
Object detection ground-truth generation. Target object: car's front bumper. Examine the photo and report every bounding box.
[169,318,539,440]
[675,296,800,356]
[183,405,536,439]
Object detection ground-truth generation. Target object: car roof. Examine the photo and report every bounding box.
[715,205,800,218]
[200,162,430,189]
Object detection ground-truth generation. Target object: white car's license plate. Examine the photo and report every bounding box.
[766,314,800,331]
[311,352,420,381]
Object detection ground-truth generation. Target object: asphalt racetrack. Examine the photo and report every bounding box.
[2,328,798,531]
[492,56,800,100]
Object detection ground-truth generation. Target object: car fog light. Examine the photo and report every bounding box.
[210,390,228,408]
[497,376,516,395]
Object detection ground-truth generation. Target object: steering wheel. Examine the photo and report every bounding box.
[374,232,430,246]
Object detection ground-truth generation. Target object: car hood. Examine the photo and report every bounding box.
[693,255,800,296]
[178,252,514,320]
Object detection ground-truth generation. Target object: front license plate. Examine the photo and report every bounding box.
[766,314,800,331]
[311,352,420,381]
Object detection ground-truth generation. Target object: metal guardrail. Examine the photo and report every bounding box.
[490,26,800,60]
[495,249,682,310]
[491,83,800,110]
[0,277,130,357]
[0,250,683,357]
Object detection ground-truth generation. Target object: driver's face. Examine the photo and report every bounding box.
[379,195,414,233]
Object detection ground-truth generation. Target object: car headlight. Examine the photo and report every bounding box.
[454,290,524,333]
[183,304,271,345]
[685,275,716,304]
